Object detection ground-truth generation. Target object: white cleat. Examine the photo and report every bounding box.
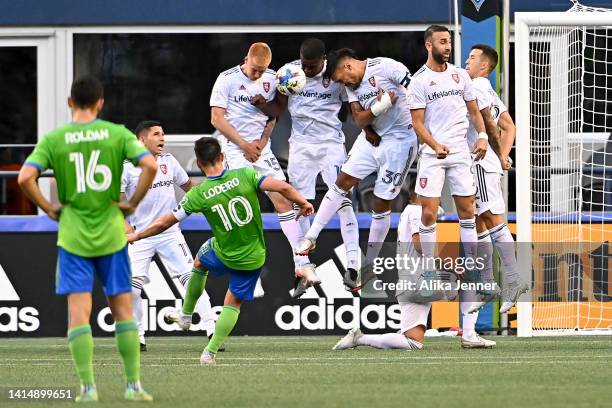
[295,238,316,255]
[253,277,265,298]
[467,301,486,314]
[461,334,496,349]
[296,263,321,287]
[200,349,216,365]
[500,280,530,313]
[163,308,192,331]
[332,327,363,350]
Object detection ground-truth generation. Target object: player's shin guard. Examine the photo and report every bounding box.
[459,218,478,267]
[477,230,494,282]
[306,184,349,240]
[357,333,423,350]
[206,305,240,354]
[278,210,310,266]
[179,272,215,334]
[489,223,519,284]
[182,268,208,315]
[364,210,391,266]
[293,203,311,236]
[115,320,140,383]
[68,324,95,387]
[338,199,360,270]
[131,277,146,341]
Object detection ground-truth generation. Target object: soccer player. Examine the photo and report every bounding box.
[18,76,156,402]
[463,44,528,314]
[251,38,361,292]
[210,42,319,290]
[295,48,419,289]
[127,137,314,365]
[121,120,217,351]
[407,25,489,290]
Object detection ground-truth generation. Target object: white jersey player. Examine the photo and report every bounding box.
[463,44,528,315]
[251,38,360,294]
[407,25,490,293]
[209,42,320,294]
[295,49,418,290]
[121,121,216,350]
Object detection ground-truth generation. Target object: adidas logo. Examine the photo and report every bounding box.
[239,84,246,90]
[0,263,40,332]
[430,81,437,86]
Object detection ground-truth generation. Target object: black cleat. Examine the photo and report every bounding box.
[292,277,308,299]
[140,343,147,352]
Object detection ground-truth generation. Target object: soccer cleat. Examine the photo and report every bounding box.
[295,238,316,255]
[467,280,501,313]
[461,334,496,349]
[75,386,98,403]
[500,280,530,313]
[292,278,308,299]
[463,269,483,284]
[139,342,147,352]
[208,334,225,352]
[417,270,437,298]
[253,278,265,298]
[343,268,360,290]
[296,263,321,287]
[124,387,154,402]
[200,349,217,365]
[332,327,363,350]
[163,308,192,331]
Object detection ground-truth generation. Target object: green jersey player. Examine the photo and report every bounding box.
[127,137,314,364]
[18,76,157,402]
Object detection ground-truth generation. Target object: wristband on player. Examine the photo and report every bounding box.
[477,131,488,141]
[370,92,392,117]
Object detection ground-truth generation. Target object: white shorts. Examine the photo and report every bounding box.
[128,232,193,283]
[474,164,505,216]
[399,301,431,333]
[341,132,417,201]
[223,142,286,181]
[288,140,346,200]
[415,150,476,198]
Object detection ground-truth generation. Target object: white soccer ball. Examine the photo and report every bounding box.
[275,64,306,96]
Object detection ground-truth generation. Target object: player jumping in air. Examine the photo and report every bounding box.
[121,120,218,351]
[295,48,418,290]
[210,42,320,293]
[18,76,156,402]
[127,137,314,365]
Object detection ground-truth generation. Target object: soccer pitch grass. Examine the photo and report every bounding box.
[1,336,611,407]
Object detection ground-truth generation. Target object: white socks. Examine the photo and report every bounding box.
[357,333,423,350]
[419,222,437,270]
[278,210,310,267]
[364,210,391,266]
[131,276,146,340]
[459,218,478,264]
[477,230,494,282]
[489,223,519,284]
[305,184,348,240]
[461,301,479,339]
[338,199,360,271]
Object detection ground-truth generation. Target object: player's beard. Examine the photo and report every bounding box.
[432,48,448,65]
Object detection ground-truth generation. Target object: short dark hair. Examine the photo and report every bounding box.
[194,137,222,166]
[70,76,104,108]
[134,120,162,137]
[471,44,499,71]
[324,48,358,79]
[300,38,326,60]
[424,25,451,43]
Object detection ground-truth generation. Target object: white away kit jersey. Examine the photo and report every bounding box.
[346,57,414,140]
[286,60,347,144]
[210,65,277,143]
[467,76,506,174]
[407,63,475,154]
[121,153,189,236]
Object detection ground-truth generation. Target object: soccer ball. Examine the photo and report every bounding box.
[275,64,306,96]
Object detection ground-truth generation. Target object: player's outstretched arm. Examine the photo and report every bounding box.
[410,108,449,159]
[18,165,61,220]
[211,106,261,162]
[251,93,288,117]
[466,100,488,161]
[128,212,179,243]
[119,154,157,216]
[497,112,516,169]
[259,177,314,219]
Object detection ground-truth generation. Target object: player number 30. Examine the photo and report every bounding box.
[211,196,253,231]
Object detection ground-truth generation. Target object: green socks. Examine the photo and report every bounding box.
[68,324,95,386]
[115,320,140,383]
[182,268,208,314]
[206,305,240,353]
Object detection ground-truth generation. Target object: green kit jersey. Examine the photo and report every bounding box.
[25,119,149,257]
[175,167,266,270]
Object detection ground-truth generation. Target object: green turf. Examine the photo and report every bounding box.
[1,336,611,407]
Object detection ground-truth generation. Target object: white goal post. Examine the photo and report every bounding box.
[515,10,612,337]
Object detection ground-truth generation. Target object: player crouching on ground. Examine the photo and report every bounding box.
[127,137,313,364]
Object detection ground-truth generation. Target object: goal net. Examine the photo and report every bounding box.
[515,2,612,336]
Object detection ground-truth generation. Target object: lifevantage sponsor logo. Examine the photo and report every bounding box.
[275,245,401,331]
[0,263,40,332]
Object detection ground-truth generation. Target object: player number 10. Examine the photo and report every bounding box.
[211,196,253,231]
[69,150,112,193]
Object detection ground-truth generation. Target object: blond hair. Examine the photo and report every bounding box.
[247,42,272,66]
